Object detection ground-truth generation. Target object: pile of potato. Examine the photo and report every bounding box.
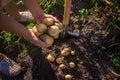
[46,47,76,80]
[32,18,62,47]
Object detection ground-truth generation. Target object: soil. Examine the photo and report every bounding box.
[0,0,120,80]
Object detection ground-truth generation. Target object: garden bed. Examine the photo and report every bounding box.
[1,0,120,80]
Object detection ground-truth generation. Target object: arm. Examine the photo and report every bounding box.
[22,0,60,23]
[22,0,45,22]
[0,12,46,48]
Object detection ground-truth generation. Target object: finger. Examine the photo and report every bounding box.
[52,17,60,23]
[46,15,60,23]
[39,41,46,48]
[29,29,46,48]
[35,40,46,48]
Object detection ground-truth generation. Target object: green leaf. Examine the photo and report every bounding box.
[27,23,35,29]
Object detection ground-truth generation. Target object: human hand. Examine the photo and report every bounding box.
[29,29,46,48]
[44,14,60,23]
[37,14,60,24]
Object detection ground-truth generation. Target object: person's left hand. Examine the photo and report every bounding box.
[28,29,46,48]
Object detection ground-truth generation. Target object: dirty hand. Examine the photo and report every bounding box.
[29,29,46,48]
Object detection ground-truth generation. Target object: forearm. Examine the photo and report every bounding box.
[22,0,45,22]
[0,13,33,41]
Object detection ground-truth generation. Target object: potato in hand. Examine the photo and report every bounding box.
[47,25,59,38]
[32,17,61,47]
[55,22,63,29]
[36,23,47,35]
[39,34,54,47]
[42,18,54,26]
[32,26,41,36]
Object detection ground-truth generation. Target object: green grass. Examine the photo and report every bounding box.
[16,0,64,14]
[38,0,56,13]
[55,0,64,7]
[38,0,65,13]
[103,47,120,68]
[117,14,120,21]
[111,51,120,68]
[108,21,118,29]
[16,0,24,6]
[79,8,89,17]
[0,31,21,52]
[26,22,36,29]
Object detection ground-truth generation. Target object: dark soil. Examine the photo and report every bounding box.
[1,0,120,80]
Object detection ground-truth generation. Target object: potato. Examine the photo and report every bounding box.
[69,62,75,68]
[46,54,55,62]
[71,50,75,55]
[65,74,72,80]
[42,18,54,26]
[61,48,70,56]
[36,23,47,35]
[32,26,40,36]
[39,34,54,47]
[64,48,70,52]
[56,57,64,64]
[59,64,66,70]
[53,34,59,39]
[55,22,63,29]
[61,50,69,56]
[47,25,59,37]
